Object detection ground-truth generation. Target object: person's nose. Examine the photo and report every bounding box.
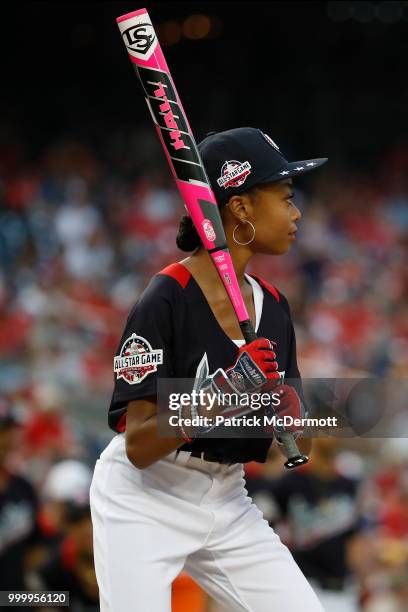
[292,204,302,222]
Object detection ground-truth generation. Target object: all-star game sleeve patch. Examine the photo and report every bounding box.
[114,333,164,385]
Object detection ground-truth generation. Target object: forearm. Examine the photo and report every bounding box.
[125,398,195,470]
[126,415,184,469]
[125,393,239,469]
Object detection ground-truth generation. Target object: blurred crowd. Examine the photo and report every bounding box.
[1,135,407,397]
[0,131,407,611]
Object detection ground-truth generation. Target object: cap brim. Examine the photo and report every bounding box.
[260,157,328,183]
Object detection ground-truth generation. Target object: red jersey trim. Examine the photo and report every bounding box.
[249,274,280,302]
[158,263,191,289]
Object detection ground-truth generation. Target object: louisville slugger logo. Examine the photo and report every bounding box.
[136,66,208,183]
[118,14,157,61]
[153,82,186,151]
[122,23,156,54]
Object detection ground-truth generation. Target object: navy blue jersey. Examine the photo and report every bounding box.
[245,469,359,582]
[109,262,302,463]
[0,472,39,592]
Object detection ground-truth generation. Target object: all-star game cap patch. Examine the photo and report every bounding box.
[217,160,252,189]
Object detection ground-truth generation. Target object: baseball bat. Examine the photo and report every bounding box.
[116,8,308,470]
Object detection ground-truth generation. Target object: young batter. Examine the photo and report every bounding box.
[90,128,327,611]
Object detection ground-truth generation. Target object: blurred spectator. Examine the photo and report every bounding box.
[245,439,361,612]
[20,383,79,486]
[0,399,45,600]
[37,502,98,612]
[34,460,98,611]
[41,460,93,515]
[24,384,75,454]
[55,177,101,247]
[347,440,408,611]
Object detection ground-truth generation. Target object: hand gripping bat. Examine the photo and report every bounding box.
[116,8,308,470]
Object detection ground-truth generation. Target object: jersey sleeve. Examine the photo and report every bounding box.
[109,275,181,423]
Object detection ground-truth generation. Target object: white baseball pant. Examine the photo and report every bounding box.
[90,434,325,612]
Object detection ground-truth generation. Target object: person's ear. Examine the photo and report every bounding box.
[225,193,254,223]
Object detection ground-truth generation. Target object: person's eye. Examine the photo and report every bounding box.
[286,193,295,203]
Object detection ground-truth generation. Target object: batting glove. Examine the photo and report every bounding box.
[211,338,280,396]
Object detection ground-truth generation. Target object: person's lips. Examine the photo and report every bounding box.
[288,227,298,239]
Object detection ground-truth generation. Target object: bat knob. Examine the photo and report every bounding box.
[284,454,309,470]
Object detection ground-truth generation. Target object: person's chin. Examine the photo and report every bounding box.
[256,239,292,255]
[273,242,292,255]
[259,245,290,255]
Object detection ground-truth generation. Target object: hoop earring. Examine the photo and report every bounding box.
[233,220,256,246]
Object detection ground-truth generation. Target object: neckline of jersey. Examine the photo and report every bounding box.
[177,262,264,346]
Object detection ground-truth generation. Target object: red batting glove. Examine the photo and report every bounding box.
[236,338,279,380]
[212,338,280,395]
[225,338,279,392]
[233,338,280,382]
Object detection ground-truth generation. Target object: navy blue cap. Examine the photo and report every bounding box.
[198,127,327,206]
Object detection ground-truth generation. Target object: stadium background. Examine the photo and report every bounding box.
[0,2,407,610]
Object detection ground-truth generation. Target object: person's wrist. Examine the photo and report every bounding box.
[179,423,193,443]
